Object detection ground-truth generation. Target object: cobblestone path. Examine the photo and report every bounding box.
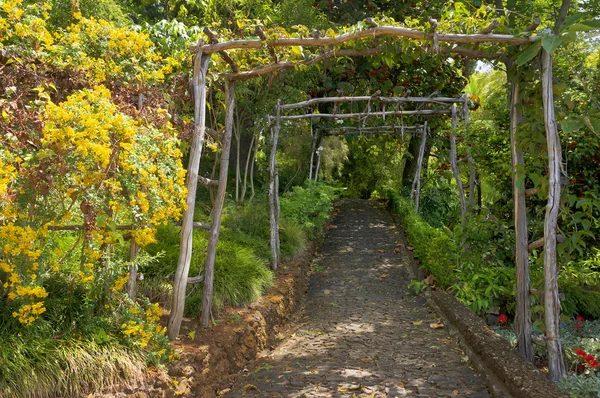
[224,199,491,398]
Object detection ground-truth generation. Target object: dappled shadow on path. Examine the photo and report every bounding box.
[223,199,490,398]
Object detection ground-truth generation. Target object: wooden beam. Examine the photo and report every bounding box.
[280,109,450,120]
[269,101,282,269]
[528,234,566,252]
[200,79,236,328]
[480,20,500,34]
[193,25,536,55]
[255,26,278,63]
[167,43,210,339]
[198,176,219,186]
[204,27,239,73]
[47,224,135,231]
[226,48,381,81]
[281,96,464,110]
[526,17,541,32]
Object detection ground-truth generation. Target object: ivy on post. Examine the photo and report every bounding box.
[269,100,282,270]
[168,41,210,339]
[201,79,237,328]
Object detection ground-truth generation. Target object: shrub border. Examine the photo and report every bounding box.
[394,221,569,398]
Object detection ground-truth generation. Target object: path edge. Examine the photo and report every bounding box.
[394,226,569,398]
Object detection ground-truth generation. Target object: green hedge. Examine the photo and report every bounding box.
[386,190,459,288]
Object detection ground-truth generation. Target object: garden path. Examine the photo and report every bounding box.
[224,199,491,397]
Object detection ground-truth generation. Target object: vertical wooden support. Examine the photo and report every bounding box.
[508,64,534,363]
[269,101,282,270]
[411,123,427,213]
[541,48,566,381]
[126,238,140,299]
[309,128,317,181]
[450,104,467,227]
[167,44,209,339]
[200,79,236,328]
[315,146,323,182]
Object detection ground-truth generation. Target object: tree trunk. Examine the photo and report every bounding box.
[167,49,209,339]
[541,48,566,381]
[240,133,255,201]
[450,104,467,227]
[126,238,140,299]
[249,135,257,202]
[402,134,421,187]
[269,102,282,269]
[508,64,534,363]
[200,80,236,328]
[234,111,242,201]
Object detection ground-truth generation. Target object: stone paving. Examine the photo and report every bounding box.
[224,199,491,398]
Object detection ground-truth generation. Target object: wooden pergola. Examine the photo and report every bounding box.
[160,16,566,381]
[266,95,467,267]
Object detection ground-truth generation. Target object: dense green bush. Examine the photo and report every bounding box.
[280,182,339,237]
[387,189,459,288]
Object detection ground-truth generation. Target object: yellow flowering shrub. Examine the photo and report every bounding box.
[50,14,165,83]
[0,85,186,327]
[0,0,54,51]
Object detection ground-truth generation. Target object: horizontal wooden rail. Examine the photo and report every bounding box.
[194,25,536,54]
[281,96,465,110]
[279,109,450,120]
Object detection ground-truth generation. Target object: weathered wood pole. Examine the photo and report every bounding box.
[541,47,566,381]
[508,64,534,363]
[411,123,428,213]
[450,104,467,227]
[269,101,282,270]
[167,45,210,339]
[199,79,236,328]
[309,128,318,181]
[126,238,140,299]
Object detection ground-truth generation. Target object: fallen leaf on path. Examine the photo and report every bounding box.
[430,321,444,329]
[378,249,385,253]
[411,320,423,325]
[242,384,259,393]
[396,242,405,247]
[407,246,414,251]
[394,247,401,253]
[451,390,459,395]
[379,273,389,279]
[423,275,434,285]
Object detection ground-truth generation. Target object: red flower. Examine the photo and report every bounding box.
[576,315,585,322]
[586,354,595,362]
[498,314,508,324]
[591,360,600,369]
[576,348,587,358]
[575,322,584,329]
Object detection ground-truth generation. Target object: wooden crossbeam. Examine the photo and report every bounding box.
[279,109,450,120]
[204,27,239,73]
[192,25,536,55]
[281,96,464,110]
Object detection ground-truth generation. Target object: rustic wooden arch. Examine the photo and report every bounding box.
[164,17,565,379]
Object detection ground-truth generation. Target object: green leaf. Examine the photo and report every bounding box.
[515,41,541,66]
[580,19,600,28]
[529,173,541,187]
[560,117,585,134]
[560,12,587,31]
[541,35,564,54]
[585,117,600,134]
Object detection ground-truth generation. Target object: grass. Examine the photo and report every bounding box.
[0,335,146,398]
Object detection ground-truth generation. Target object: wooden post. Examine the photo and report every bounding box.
[508,64,534,363]
[450,104,467,227]
[126,238,140,299]
[167,45,210,339]
[309,127,317,181]
[411,123,427,213]
[269,101,282,270]
[199,79,236,328]
[541,47,566,381]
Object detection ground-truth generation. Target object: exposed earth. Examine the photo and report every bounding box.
[222,199,491,398]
